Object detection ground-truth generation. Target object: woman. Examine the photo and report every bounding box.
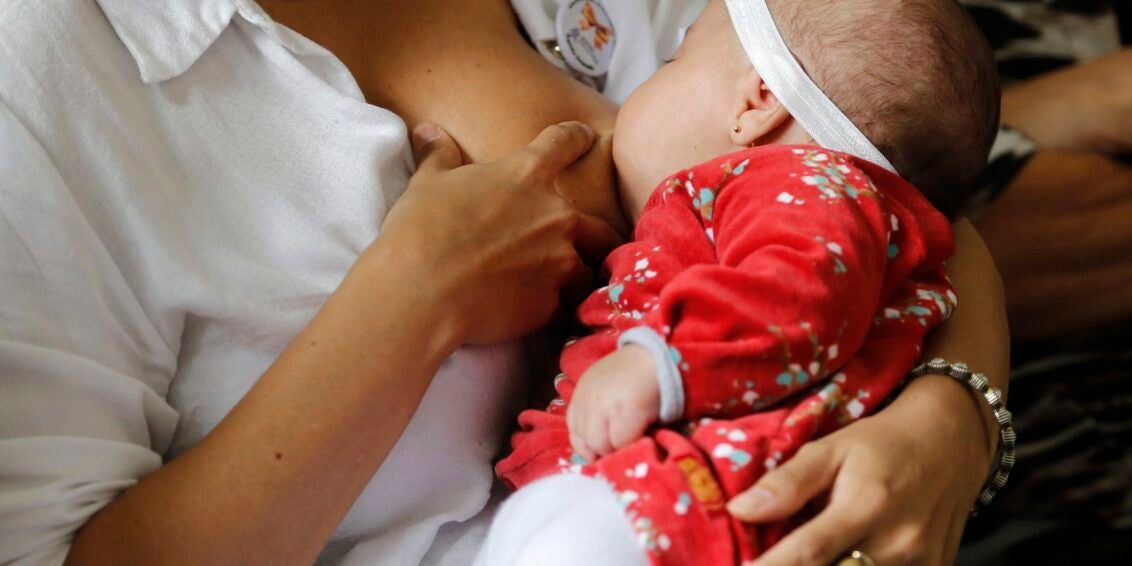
[0,1,1007,564]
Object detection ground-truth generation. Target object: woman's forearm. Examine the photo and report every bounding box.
[67,249,463,565]
[914,220,1011,460]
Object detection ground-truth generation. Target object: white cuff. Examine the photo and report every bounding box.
[618,326,685,423]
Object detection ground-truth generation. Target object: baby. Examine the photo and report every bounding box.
[486,0,999,565]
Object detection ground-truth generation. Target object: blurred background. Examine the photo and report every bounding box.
[954,1,1131,564]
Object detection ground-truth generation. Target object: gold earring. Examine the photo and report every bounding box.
[732,124,742,134]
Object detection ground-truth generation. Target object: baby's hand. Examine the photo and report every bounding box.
[567,345,660,462]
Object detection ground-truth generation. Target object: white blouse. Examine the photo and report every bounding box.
[0,0,703,564]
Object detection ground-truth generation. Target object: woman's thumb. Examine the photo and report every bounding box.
[727,443,839,522]
[411,123,463,173]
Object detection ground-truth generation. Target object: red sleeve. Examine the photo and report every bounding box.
[640,150,900,421]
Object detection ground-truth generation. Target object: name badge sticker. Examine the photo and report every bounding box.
[555,0,616,77]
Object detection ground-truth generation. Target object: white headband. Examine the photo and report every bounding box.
[723,0,897,172]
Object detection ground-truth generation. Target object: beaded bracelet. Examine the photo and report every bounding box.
[909,358,1015,515]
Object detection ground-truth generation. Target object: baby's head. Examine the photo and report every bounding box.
[613,0,999,220]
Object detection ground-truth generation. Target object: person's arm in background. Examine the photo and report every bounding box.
[999,49,1132,156]
[976,151,1132,341]
[732,221,1011,566]
[974,49,1132,341]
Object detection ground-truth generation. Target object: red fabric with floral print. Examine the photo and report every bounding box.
[496,145,957,565]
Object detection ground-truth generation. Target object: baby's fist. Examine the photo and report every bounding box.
[567,345,660,462]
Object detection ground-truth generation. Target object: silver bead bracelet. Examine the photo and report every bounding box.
[909,358,1015,516]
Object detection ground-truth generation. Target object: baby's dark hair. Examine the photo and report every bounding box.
[767,0,1000,218]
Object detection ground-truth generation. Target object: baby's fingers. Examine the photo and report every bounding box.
[566,402,591,461]
[568,400,609,460]
[582,411,615,457]
[569,431,596,464]
[608,412,647,452]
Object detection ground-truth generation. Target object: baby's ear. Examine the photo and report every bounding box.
[730,68,793,147]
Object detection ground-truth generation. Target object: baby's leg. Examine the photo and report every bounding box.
[474,475,646,566]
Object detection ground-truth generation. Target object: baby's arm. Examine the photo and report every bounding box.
[641,171,893,421]
[569,151,949,458]
[567,344,661,461]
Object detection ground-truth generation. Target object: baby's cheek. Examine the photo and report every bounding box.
[611,142,658,224]
[615,80,725,209]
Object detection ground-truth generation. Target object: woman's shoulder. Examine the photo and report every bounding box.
[0,0,140,132]
[0,0,112,76]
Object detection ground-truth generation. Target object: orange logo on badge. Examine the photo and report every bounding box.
[579,2,612,50]
[677,456,725,510]
[556,0,615,77]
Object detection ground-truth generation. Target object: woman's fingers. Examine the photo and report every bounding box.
[753,499,874,566]
[516,122,596,183]
[410,122,463,174]
[571,211,624,264]
[561,255,595,308]
[387,120,606,345]
[410,120,594,182]
[727,442,840,522]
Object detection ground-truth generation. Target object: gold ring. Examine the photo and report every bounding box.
[835,549,877,566]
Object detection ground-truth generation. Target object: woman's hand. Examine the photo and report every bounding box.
[729,221,1010,565]
[729,376,992,566]
[372,121,623,346]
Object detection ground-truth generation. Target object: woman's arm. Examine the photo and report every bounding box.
[67,123,605,565]
[70,235,462,564]
[730,221,1011,566]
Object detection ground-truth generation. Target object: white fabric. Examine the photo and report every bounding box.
[472,475,646,566]
[510,0,708,104]
[723,0,897,172]
[0,1,528,564]
[618,326,685,423]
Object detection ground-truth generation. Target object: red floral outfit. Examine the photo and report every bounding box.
[496,145,957,565]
